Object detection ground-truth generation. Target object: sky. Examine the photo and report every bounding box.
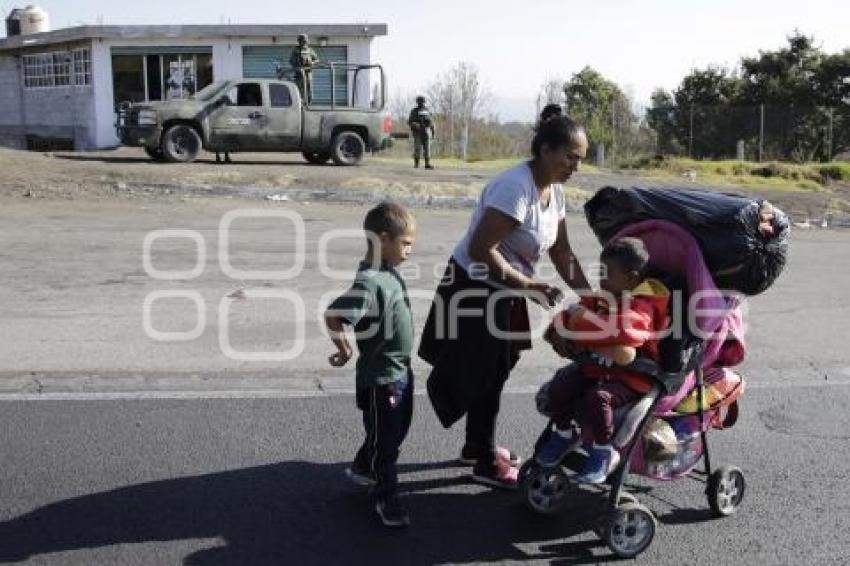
[4,0,849,121]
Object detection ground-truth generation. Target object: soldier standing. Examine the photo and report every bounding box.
[290,34,319,104]
[408,95,435,169]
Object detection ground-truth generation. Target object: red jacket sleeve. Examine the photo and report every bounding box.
[546,296,599,339]
[567,297,656,349]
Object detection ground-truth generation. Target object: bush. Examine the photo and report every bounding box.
[819,163,850,181]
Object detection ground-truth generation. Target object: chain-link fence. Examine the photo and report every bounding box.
[646,104,849,163]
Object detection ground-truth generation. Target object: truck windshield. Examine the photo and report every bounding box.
[194,82,231,101]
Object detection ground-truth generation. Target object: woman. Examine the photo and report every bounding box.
[419,115,590,489]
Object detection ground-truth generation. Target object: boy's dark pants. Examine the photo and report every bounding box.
[354,372,414,500]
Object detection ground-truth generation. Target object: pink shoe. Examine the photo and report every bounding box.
[459,444,521,467]
[471,457,520,491]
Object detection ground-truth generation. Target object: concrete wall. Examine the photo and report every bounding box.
[346,38,375,108]
[212,39,242,80]
[20,82,95,148]
[91,38,118,147]
[0,42,97,149]
[0,54,25,148]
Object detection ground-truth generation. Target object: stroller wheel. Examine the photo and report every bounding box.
[707,465,745,516]
[522,463,572,516]
[592,491,638,539]
[605,502,657,558]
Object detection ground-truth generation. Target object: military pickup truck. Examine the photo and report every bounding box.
[117,70,392,166]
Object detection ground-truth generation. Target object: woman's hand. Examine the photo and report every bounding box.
[527,282,564,309]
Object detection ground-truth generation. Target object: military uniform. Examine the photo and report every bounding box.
[290,37,319,104]
[408,101,435,169]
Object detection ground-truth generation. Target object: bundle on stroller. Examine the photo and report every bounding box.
[520,193,787,558]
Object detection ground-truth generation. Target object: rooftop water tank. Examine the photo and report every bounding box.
[5,8,23,37]
[18,5,49,35]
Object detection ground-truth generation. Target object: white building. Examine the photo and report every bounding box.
[0,23,388,150]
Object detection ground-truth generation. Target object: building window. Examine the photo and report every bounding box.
[112,55,145,106]
[22,53,54,87]
[73,48,92,85]
[111,50,212,108]
[22,49,92,88]
[52,52,72,86]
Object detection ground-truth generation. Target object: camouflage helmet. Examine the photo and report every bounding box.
[297,33,309,43]
[415,95,426,104]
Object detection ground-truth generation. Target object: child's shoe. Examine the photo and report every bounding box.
[536,427,582,467]
[576,443,621,484]
[374,494,410,528]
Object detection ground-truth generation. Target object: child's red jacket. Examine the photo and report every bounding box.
[550,278,671,393]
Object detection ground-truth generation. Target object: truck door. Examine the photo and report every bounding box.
[209,82,267,151]
[263,82,302,151]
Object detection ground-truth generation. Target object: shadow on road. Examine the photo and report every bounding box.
[0,460,616,565]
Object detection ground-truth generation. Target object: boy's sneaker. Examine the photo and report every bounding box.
[576,443,621,484]
[471,457,520,491]
[459,444,521,467]
[374,495,410,528]
[536,427,582,467]
[345,465,376,487]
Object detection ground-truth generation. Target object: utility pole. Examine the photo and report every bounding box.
[688,104,694,158]
[759,104,765,163]
[611,99,617,168]
[448,89,454,158]
[828,107,834,162]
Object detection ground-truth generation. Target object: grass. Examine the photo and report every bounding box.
[620,156,850,192]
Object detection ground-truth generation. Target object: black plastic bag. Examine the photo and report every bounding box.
[584,187,790,295]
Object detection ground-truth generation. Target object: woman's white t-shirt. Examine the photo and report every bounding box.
[453,161,566,279]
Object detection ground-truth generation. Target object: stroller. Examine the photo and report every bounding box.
[519,219,749,559]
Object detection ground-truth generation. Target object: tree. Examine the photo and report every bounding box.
[647,33,850,162]
[816,49,850,157]
[739,32,829,161]
[535,76,566,119]
[646,89,679,155]
[426,62,490,159]
[388,88,416,134]
[671,66,747,159]
[563,66,640,165]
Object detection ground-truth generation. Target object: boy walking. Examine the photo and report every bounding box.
[324,202,417,528]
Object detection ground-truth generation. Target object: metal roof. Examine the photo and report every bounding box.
[0,24,388,52]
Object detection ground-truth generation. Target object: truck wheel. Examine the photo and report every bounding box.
[144,146,165,161]
[330,131,366,166]
[162,124,201,163]
[302,151,331,165]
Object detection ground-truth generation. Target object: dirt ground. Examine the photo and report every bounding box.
[1,146,847,223]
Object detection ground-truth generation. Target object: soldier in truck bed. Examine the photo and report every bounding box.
[290,34,320,104]
[408,96,435,169]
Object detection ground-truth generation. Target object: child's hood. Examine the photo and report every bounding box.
[631,277,670,299]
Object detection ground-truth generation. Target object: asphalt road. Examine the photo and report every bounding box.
[2,198,848,392]
[1,386,849,565]
[1,197,849,564]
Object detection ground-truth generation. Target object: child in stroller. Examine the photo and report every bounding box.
[537,237,671,484]
[520,219,747,559]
